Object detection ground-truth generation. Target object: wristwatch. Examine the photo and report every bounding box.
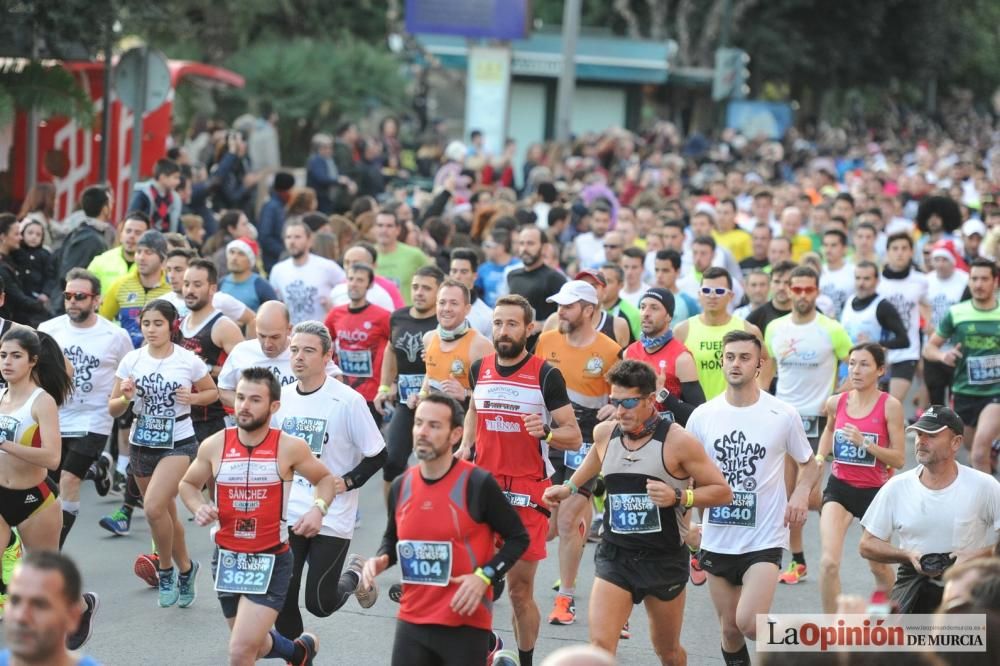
[655,388,671,405]
[673,487,683,506]
[542,424,552,441]
[481,565,496,581]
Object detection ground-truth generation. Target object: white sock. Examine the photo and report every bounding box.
[116,455,129,475]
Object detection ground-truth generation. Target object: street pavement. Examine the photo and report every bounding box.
[2,437,926,665]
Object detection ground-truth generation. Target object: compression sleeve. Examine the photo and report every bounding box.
[663,380,706,426]
[343,449,388,491]
[875,300,910,350]
[377,478,401,566]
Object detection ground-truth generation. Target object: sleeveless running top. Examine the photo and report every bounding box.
[603,418,688,552]
[597,311,616,341]
[181,311,228,423]
[389,309,437,402]
[0,387,44,448]
[624,337,687,397]
[840,295,884,346]
[214,427,290,554]
[685,315,745,400]
[831,392,893,489]
[395,459,495,631]
[425,331,475,392]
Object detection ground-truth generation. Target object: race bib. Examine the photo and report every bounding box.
[564,442,592,471]
[130,414,174,449]
[0,415,20,443]
[398,374,425,401]
[833,430,877,467]
[608,493,662,534]
[707,491,757,528]
[397,540,453,586]
[339,349,373,377]
[968,355,1000,385]
[281,416,328,456]
[61,431,88,439]
[801,416,820,438]
[503,491,533,508]
[214,549,275,594]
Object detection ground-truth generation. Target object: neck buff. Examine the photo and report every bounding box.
[882,264,912,280]
[438,319,470,342]
[625,411,661,441]
[640,329,673,353]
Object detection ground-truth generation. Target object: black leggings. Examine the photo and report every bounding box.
[274,533,355,638]
[383,403,415,482]
[391,620,490,666]
[923,359,954,406]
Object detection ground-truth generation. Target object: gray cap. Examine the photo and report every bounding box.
[137,230,168,258]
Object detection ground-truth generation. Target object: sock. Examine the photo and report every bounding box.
[264,629,298,660]
[557,586,574,597]
[792,551,805,567]
[178,563,193,578]
[121,504,134,519]
[519,649,533,666]
[721,643,751,666]
[59,501,81,550]
[116,455,129,475]
[158,567,174,581]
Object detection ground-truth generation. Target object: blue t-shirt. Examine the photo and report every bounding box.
[0,650,100,665]
[476,258,521,307]
[220,273,277,312]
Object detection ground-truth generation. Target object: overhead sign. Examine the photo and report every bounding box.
[465,45,511,157]
[405,0,529,40]
[114,47,171,113]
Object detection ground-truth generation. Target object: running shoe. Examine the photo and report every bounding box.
[490,648,520,665]
[349,554,378,608]
[289,632,319,666]
[93,452,113,497]
[620,621,631,640]
[689,554,707,586]
[547,594,575,625]
[2,529,23,585]
[551,578,560,592]
[99,508,130,536]
[66,592,99,650]
[778,561,807,585]
[110,470,126,496]
[486,631,505,665]
[134,553,160,588]
[178,560,200,608]
[587,518,603,543]
[158,569,179,608]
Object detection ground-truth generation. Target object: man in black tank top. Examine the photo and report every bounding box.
[179,259,244,442]
[543,359,732,663]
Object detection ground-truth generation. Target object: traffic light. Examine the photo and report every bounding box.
[712,47,750,101]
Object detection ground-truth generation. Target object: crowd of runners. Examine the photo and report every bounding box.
[1,120,1000,666]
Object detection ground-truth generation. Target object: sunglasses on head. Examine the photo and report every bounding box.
[63,292,94,302]
[700,287,729,296]
[789,286,818,295]
[609,396,644,409]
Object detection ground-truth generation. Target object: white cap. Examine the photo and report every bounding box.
[546,280,599,306]
[962,218,987,238]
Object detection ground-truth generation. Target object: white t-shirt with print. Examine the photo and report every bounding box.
[274,377,385,539]
[217,340,340,391]
[927,270,969,331]
[861,464,1000,554]
[40,315,134,437]
[878,272,928,364]
[820,262,855,320]
[687,390,813,554]
[269,254,347,324]
[115,345,209,444]
[765,313,853,417]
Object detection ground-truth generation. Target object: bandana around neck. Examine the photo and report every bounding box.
[437,319,470,342]
[640,329,673,353]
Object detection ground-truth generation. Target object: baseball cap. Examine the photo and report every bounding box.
[639,288,675,317]
[574,268,607,287]
[962,218,987,238]
[137,230,168,259]
[546,280,599,306]
[906,405,963,435]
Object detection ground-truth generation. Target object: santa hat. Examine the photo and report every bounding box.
[929,239,968,272]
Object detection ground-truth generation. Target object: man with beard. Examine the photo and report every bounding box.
[507,226,567,349]
[458,294,582,666]
[374,266,445,496]
[362,395,529,666]
[324,264,391,420]
[879,232,930,403]
[179,367,337,665]
[541,269,630,348]
[269,219,346,325]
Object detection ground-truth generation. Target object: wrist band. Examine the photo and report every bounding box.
[814,454,826,464]
[119,395,129,405]
[473,567,491,585]
[313,497,329,516]
[545,430,554,443]
[377,384,391,394]
[563,479,578,495]
[685,488,695,508]
[418,390,428,399]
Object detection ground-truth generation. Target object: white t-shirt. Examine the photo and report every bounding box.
[820,262,855,320]
[765,314,853,417]
[269,254,347,324]
[687,391,813,554]
[274,377,385,538]
[467,297,493,338]
[40,315,134,437]
[162,291,247,323]
[217,340,340,391]
[878,271,929,364]
[574,232,606,268]
[620,282,651,308]
[927,270,969,331]
[329,282,395,313]
[861,464,1000,554]
[115,345,209,444]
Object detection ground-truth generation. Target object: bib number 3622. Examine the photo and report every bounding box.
[609,493,662,534]
[214,550,275,594]
[397,540,452,586]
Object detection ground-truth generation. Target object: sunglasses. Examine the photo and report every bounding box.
[63,292,94,302]
[603,244,622,250]
[609,396,644,409]
[700,287,729,296]
[789,286,818,295]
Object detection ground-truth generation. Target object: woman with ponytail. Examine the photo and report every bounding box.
[108,298,218,609]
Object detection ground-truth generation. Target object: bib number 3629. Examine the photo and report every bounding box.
[609,493,662,534]
[130,414,174,449]
[397,540,452,586]
[214,550,275,594]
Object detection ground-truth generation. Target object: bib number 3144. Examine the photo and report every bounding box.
[397,540,452,586]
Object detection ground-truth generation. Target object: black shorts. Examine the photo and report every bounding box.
[391,620,490,666]
[383,403,414,482]
[594,541,688,604]
[60,432,108,479]
[822,474,881,520]
[131,436,199,478]
[698,547,783,587]
[213,548,294,619]
[549,451,596,498]
[888,360,918,382]
[953,392,1000,429]
[0,477,59,527]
